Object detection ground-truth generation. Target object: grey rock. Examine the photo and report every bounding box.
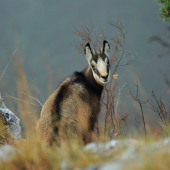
[0,145,18,162]
[0,94,21,140]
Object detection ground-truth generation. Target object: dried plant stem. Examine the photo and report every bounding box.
[138,100,146,137]
[0,49,17,81]
[3,94,42,108]
[104,90,109,135]
[112,47,124,75]
[151,90,165,123]
[145,89,170,136]
[130,82,147,138]
[21,92,43,107]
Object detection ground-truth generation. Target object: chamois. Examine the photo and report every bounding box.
[36,40,110,145]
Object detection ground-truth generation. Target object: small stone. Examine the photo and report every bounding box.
[0,145,19,162]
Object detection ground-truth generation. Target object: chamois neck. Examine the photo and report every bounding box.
[83,66,104,99]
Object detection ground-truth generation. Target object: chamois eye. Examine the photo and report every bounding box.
[107,60,110,65]
[91,63,95,68]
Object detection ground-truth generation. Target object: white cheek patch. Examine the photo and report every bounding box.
[85,47,92,62]
[97,58,107,77]
[104,43,110,57]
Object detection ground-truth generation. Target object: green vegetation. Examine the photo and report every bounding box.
[156,0,170,22]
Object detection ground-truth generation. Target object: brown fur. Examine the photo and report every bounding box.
[36,41,110,146]
[36,67,102,146]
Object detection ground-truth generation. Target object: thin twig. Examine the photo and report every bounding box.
[129,82,147,138]
[151,90,165,123]
[0,49,17,81]
[152,120,168,136]
[3,94,42,108]
[135,118,145,131]
[21,92,43,107]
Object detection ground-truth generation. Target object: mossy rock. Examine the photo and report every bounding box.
[0,113,10,145]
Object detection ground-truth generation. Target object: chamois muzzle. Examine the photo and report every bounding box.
[101,75,108,82]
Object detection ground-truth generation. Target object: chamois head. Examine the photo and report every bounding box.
[84,40,110,86]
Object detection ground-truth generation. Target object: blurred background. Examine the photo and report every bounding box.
[0,0,170,132]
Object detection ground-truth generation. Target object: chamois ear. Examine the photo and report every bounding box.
[84,43,93,62]
[103,40,110,58]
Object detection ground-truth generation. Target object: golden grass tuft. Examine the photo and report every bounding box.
[0,135,121,170]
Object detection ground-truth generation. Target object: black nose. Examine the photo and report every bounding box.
[101,75,108,80]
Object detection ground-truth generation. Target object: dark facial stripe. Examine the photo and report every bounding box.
[107,64,110,74]
[93,67,100,77]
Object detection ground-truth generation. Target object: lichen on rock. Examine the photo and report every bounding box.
[0,94,21,141]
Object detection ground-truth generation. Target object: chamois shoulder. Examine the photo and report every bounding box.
[73,70,86,84]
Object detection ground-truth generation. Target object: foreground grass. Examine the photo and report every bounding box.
[133,153,170,170]
[0,136,121,170]
[0,132,170,170]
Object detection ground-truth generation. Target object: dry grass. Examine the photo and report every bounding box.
[0,134,121,170]
[0,117,10,145]
[0,130,170,170]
